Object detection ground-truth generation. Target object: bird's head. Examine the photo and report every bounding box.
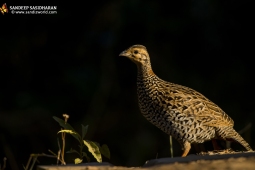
[119,45,151,66]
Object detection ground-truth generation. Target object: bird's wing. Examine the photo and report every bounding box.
[160,82,234,127]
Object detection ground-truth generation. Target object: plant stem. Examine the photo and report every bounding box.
[61,131,66,163]
[170,135,173,158]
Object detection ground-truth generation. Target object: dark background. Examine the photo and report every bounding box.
[0,0,254,169]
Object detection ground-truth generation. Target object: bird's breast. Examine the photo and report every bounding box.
[137,79,168,119]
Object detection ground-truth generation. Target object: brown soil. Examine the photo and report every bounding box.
[37,151,255,170]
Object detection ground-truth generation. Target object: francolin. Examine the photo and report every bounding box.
[119,44,252,157]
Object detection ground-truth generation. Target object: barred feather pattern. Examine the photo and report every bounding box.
[137,67,252,151]
[120,44,253,156]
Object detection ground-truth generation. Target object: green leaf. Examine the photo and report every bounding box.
[57,129,81,142]
[81,124,88,140]
[53,116,81,141]
[91,142,110,159]
[83,140,102,163]
[74,158,83,164]
[100,144,110,159]
[53,116,75,131]
[66,148,80,155]
[93,142,100,147]
[58,129,77,135]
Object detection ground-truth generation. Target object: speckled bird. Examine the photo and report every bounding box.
[119,44,253,157]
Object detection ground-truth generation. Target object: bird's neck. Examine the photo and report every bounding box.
[137,63,155,80]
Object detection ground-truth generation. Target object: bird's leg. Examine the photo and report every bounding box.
[212,139,221,150]
[181,141,191,157]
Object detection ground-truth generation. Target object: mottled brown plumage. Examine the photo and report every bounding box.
[119,44,252,157]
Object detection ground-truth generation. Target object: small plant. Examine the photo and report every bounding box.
[53,115,110,164]
[24,114,110,168]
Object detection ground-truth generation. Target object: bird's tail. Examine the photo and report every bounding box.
[216,127,253,151]
[228,129,253,151]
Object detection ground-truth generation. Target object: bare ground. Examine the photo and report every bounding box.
[37,151,255,170]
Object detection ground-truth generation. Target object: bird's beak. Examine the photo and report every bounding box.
[119,50,131,57]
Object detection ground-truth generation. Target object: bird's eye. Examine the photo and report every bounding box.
[134,50,138,54]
